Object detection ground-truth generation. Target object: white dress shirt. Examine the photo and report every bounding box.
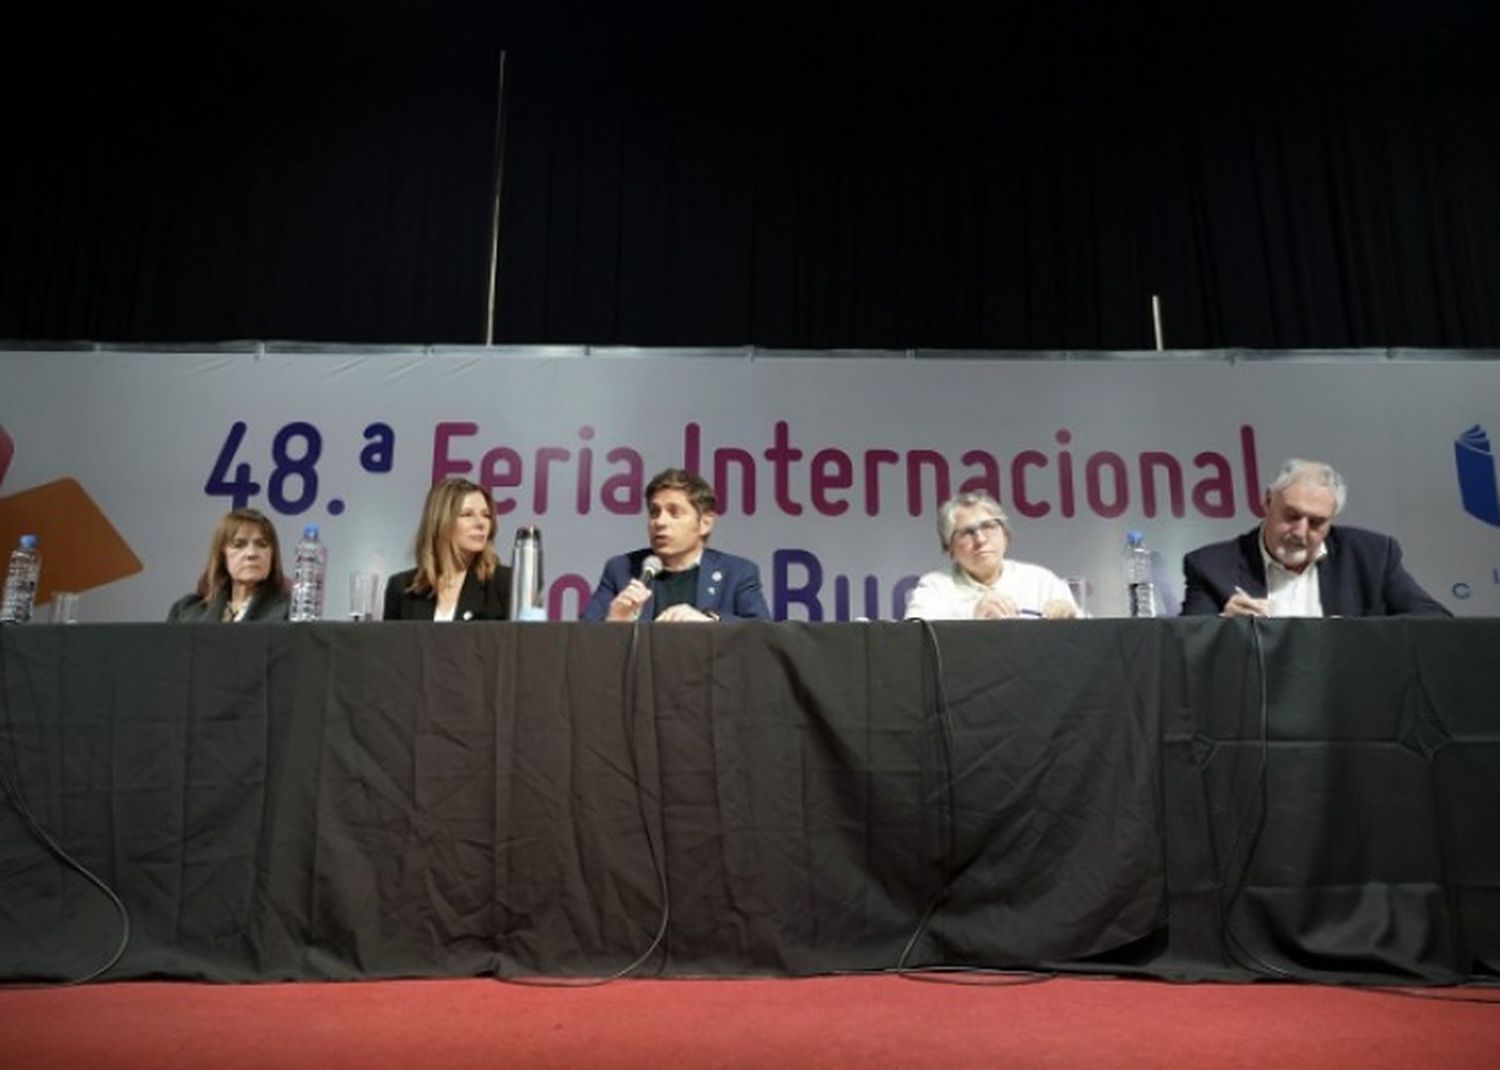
[1259,540,1328,618]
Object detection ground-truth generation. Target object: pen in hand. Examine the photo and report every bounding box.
[1232,585,1269,617]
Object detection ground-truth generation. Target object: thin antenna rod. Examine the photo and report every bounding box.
[1151,293,1164,351]
[483,50,509,346]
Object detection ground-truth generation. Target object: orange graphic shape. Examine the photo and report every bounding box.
[0,478,143,604]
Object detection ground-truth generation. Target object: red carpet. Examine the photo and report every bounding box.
[3,975,1497,1068]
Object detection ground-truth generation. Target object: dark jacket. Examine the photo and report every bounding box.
[1180,525,1450,617]
[382,566,512,622]
[581,547,770,621]
[167,586,289,623]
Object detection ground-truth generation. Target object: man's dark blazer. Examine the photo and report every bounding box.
[581,547,770,621]
[382,566,512,622]
[1180,525,1450,617]
[167,586,289,622]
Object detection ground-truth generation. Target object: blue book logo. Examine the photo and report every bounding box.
[1456,425,1500,528]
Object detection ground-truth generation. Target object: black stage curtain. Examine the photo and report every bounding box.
[2,619,1496,984]
[4,3,1499,349]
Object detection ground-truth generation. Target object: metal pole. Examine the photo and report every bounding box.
[483,49,508,345]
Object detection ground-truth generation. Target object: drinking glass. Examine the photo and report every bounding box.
[51,591,81,624]
[1065,577,1089,619]
[348,572,381,621]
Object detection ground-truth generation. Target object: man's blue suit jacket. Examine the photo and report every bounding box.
[1180,525,1450,617]
[581,547,771,621]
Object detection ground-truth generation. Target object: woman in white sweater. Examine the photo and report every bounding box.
[904,492,1079,621]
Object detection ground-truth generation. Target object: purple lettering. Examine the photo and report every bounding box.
[1055,430,1076,518]
[714,447,757,516]
[1140,452,1185,518]
[1192,452,1234,518]
[768,420,804,516]
[907,450,950,517]
[432,422,478,484]
[533,446,570,514]
[959,450,1001,499]
[479,447,522,514]
[601,448,644,515]
[765,420,804,515]
[682,422,701,475]
[1085,452,1128,517]
[1241,425,1265,518]
[811,449,853,516]
[863,449,900,516]
[1011,450,1050,518]
[548,573,594,622]
[576,426,595,514]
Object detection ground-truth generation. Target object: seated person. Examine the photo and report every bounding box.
[383,477,511,621]
[1180,458,1450,617]
[582,468,769,622]
[905,492,1079,620]
[168,508,289,622]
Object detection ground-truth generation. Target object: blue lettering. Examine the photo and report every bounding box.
[775,548,823,621]
[267,422,321,514]
[892,575,919,619]
[361,423,395,473]
[775,548,924,621]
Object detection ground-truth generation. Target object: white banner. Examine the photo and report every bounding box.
[3,346,1497,620]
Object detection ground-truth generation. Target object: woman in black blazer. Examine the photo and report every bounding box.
[167,508,290,622]
[383,477,511,621]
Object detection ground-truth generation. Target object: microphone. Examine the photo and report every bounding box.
[640,555,663,585]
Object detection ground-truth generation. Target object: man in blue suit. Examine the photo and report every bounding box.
[581,468,770,622]
[1180,458,1449,618]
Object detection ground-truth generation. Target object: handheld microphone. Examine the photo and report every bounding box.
[640,555,663,585]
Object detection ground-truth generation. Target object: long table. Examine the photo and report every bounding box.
[2,619,1496,983]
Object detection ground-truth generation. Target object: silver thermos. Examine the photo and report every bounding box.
[509,526,546,621]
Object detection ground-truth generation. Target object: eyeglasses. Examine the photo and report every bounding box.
[952,517,1005,546]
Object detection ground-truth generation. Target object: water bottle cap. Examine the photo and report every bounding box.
[513,526,540,543]
[1126,530,1145,547]
[302,524,320,538]
[19,534,37,549]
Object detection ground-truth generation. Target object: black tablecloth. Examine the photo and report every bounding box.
[1,619,1496,983]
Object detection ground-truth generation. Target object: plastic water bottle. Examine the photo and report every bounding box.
[508,526,546,621]
[289,524,327,622]
[1,535,42,624]
[1124,530,1157,618]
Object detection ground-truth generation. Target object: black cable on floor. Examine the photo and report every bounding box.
[892,620,957,974]
[1217,616,1296,981]
[0,644,132,986]
[496,617,670,987]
